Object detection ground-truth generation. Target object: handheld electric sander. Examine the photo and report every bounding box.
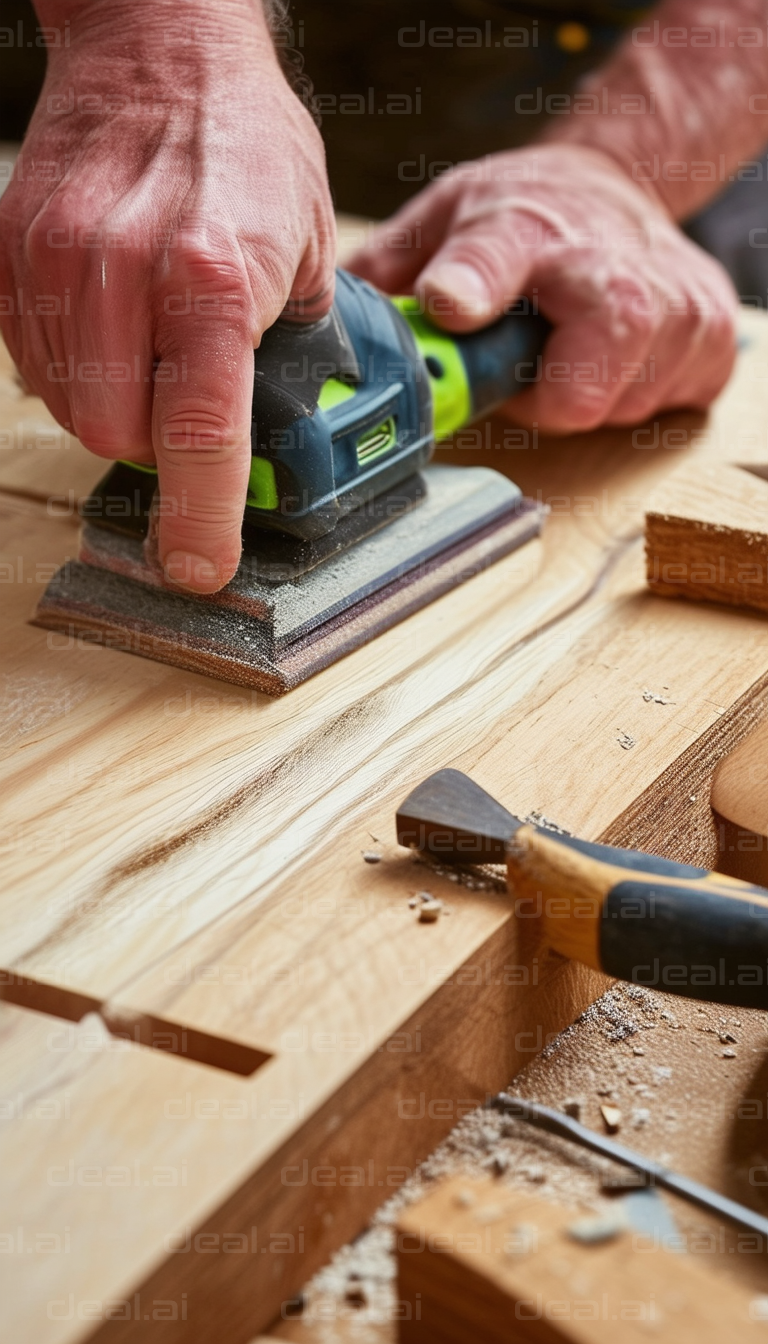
[34,269,548,694]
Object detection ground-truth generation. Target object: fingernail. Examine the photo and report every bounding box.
[421,262,494,317]
[163,550,220,587]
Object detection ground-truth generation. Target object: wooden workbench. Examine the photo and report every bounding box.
[2,272,768,1343]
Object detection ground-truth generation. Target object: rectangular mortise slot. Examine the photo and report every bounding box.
[0,970,270,1077]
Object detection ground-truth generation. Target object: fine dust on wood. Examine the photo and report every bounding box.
[269,983,768,1343]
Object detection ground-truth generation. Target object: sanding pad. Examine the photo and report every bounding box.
[33,465,545,695]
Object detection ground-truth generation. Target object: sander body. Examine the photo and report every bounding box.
[34,269,549,694]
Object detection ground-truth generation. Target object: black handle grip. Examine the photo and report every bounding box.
[519,829,768,1009]
[455,312,551,416]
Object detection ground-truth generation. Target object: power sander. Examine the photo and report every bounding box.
[34,269,548,694]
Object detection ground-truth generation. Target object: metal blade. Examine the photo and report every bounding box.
[395,768,520,864]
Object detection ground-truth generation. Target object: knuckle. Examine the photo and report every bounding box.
[435,233,501,284]
[157,404,246,455]
[160,236,259,329]
[605,278,656,340]
[165,234,248,295]
[170,242,243,291]
[25,198,92,264]
[168,500,243,531]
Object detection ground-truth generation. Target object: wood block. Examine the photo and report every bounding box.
[711,714,768,886]
[396,1176,767,1343]
[646,461,768,614]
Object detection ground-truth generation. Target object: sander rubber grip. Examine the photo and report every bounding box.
[454,311,551,418]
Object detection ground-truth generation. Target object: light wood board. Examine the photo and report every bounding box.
[3,293,768,1342]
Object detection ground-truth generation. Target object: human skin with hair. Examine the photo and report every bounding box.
[351,0,767,432]
[0,0,764,593]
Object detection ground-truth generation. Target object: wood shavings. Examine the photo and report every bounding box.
[488,1153,511,1177]
[344,1283,367,1308]
[617,731,636,750]
[642,688,675,705]
[419,900,442,923]
[411,850,507,894]
[523,1164,546,1184]
[524,810,572,836]
[567,1209,627,1244]
[600,1104,622,1133]
[362,850,381,864]
[280,981,768,1330]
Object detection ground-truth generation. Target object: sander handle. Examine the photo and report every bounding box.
[453,311,551,420]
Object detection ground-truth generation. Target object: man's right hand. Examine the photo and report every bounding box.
[0,0,336,592]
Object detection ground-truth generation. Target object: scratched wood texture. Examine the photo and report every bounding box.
[2,265,768,1344]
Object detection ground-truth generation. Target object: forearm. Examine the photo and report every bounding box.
[30,0,281,67]
[549,0,768,219]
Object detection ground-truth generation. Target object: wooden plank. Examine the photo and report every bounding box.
[2,311,768,1341]
[396,1176,766,1343]
[646,461,768,614]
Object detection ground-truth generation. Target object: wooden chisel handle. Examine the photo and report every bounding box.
[508,824,768,1007]
[396,769,768,1009]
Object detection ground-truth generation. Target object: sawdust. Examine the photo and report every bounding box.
[0,671,88,749]
[276,983,768,1340]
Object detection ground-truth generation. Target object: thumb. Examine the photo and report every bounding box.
[416,209,543,334]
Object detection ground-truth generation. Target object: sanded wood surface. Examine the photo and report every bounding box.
[396,1176,766,1343]
[2,306,768,1342]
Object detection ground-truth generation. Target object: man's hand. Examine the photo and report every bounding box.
[349,143,737,434]
[0,0,335,592]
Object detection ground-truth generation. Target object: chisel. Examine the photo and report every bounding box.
[396,768,768,1009]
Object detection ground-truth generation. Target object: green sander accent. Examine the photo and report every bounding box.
[34,269,549,695]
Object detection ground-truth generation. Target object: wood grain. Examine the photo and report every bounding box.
[3,310,768,1341]
[646,460,768,614]
[396,1176,766,1343]
[711,716,768,887]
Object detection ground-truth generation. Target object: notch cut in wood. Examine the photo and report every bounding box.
[645,461,768,614]
[0,968,269,1076]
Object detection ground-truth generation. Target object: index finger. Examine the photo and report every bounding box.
[151,241,259,594]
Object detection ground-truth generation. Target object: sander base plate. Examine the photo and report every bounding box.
[33,465,545,696]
